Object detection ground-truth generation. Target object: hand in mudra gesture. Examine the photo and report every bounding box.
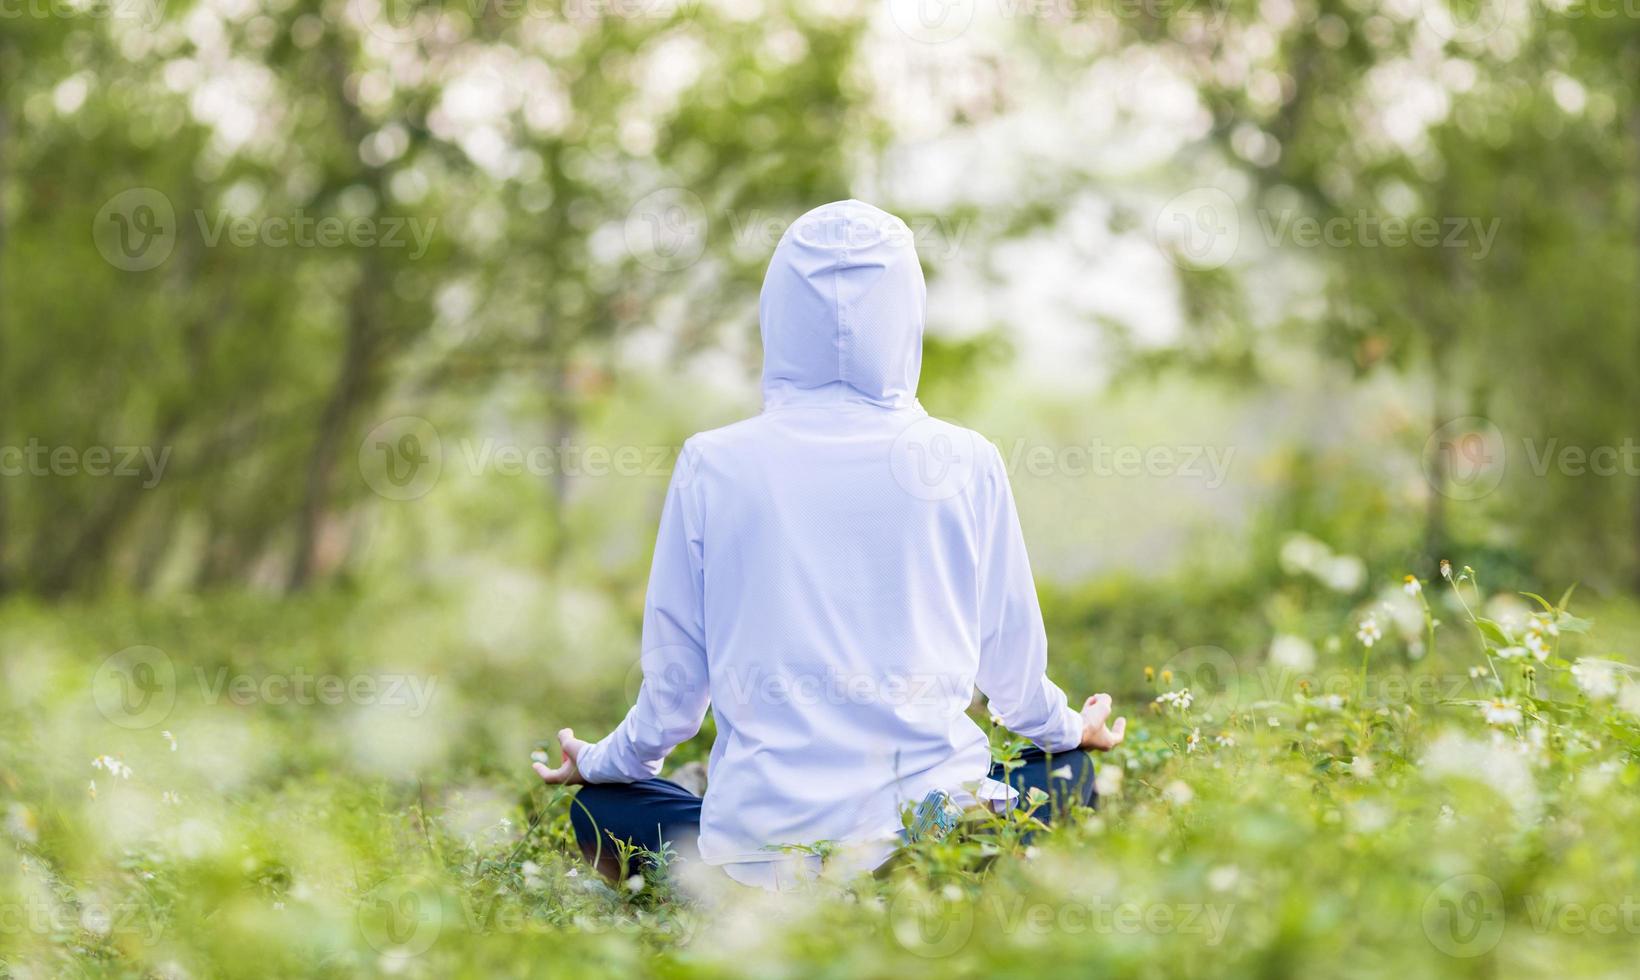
[531,728,590,785]
[1078,693,1127,751]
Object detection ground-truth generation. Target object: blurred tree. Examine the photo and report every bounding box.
[1024,2,1640,588]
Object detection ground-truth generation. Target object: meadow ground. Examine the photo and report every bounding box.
[3,566,1639,979]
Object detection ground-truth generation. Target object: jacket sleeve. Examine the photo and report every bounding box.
[575,442,712,783]
[972,442,1085,753]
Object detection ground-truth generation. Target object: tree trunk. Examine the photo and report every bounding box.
[1628,40,1640,592]
[0,41,11,597]
[287,262,379,591]
[286,34,393,592]
[1423,335,1449,572]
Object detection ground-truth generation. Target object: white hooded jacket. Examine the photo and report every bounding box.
[575,200,1085,869]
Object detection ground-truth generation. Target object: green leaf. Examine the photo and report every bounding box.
[1558,583,1580,610]
[1520,592,1554,612]
[1556,613,1593,634]
[1473,618,1512,647]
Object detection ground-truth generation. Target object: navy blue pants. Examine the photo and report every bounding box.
[570,747,1096,878]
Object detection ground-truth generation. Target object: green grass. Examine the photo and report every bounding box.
[3,570,1639,978]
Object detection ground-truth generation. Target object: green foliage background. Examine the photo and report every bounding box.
[5,1,1640,977]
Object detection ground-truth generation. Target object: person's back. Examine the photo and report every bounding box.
[535,201,1125,886]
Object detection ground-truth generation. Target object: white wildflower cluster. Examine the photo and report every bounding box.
[521,860,546,890]
[1523,613,1558,661]
[1279,534,1366,593]
[1155,688,1194,712]
[1571,660,1618,700]
[1268,634,1317,671]
[1356,616,1382,648]
[5,804,39,845]
[91,756,133,780]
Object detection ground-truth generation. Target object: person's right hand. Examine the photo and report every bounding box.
[1078,693,1127,751]
[531,728,589,785]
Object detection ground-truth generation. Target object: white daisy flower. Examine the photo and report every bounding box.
[1155,689,1194,711]
[1523,634,1549,661]
[1572,661,1617,700]
[1481,698,1522,726]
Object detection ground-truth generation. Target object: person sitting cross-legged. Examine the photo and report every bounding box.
[534,200,1126,890]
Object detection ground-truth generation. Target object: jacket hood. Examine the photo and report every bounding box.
[758,200,926,410]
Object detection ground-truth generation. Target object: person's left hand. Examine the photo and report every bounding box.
[531,728,589,785]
